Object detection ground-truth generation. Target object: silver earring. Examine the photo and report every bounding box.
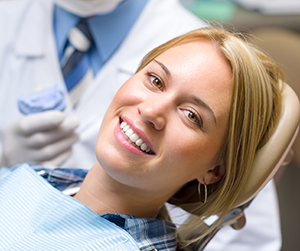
[198,182,207,204]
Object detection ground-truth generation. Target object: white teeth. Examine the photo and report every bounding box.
[130,133,139,142]
[141,143,147,151]
[120,121,153,154]
[135,139,143,146]
[120,122,127,129]
[123,125,130,132]
[125,128,134,137]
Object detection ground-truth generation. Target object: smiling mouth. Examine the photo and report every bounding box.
[120,121,154,155]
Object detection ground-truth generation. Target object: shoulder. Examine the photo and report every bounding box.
[0,0,52,22]
[0,167,12,182]
[0,0,53,43]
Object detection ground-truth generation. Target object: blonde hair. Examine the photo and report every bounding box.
[137,26,284,246]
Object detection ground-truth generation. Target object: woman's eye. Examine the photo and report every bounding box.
[152,78,163,89]
[147,73,163,90]
[183,110,203,127]
[188,112,198,122]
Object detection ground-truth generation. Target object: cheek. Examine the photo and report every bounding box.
[112,78,145,106]
[95,122,111,163]
[95,128,124,177]
[163,128,220,172]
[156,139,216,186]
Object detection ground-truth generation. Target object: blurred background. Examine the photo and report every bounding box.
[180,1,300,250]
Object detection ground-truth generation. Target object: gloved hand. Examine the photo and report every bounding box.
[1,110,80,167]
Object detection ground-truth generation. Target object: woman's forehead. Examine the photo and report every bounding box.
[154,39,232,84]
[147,39,233,122]
[155,39,222,67]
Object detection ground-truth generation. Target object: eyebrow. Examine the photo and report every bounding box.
[154,59,217,124]
[154,59,171,78]
[193,96,217,124]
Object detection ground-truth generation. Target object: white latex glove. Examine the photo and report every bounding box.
[1,110,80,167]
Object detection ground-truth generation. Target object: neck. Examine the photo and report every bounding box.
[73,162,166,218]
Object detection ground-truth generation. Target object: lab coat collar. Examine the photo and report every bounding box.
[15,0,54,57]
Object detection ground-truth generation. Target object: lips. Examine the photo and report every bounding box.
[120,120,154,155]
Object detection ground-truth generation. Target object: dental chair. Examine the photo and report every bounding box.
[178,83,300,250]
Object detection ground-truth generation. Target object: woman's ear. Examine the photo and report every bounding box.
[198,165,226,185]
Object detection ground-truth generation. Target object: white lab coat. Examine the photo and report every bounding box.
[0,0,281,250]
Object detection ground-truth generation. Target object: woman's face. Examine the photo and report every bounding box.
[96,39,233,197]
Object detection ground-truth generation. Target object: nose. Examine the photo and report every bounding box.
[137,99,168,131]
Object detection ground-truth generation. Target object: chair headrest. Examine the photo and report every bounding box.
[233,83,300,207]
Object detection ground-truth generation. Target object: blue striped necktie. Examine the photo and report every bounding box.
[61,20,94,106]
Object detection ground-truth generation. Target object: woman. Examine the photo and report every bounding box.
[0,26,283,250]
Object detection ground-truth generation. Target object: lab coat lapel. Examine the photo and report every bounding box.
[15,0,48,57]
[14,0,70,110]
